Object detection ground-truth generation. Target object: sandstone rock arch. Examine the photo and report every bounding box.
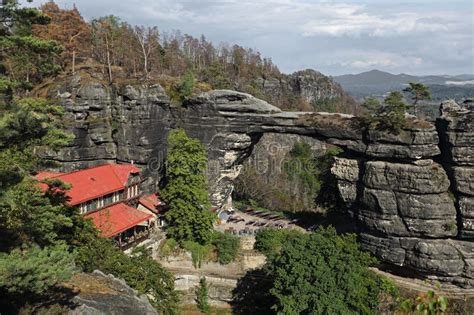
[42,76,473,287]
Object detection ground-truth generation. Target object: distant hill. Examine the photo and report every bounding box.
[333,70,474,101]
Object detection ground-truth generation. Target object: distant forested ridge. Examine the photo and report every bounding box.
[334,69,474,102]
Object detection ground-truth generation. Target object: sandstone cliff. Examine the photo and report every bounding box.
[39,73,473,287]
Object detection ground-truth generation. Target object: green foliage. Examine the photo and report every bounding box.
[399,290,448,315]
[259,227,384,314]
[182,241,213,268]
[178,70,195,100]
[0,1,62,96]
[236,139,343,214]
[361,91,410,132]
[380,276,399,298]
[211,231,239,265]
[404,82,432,116]
[195,277,211,314]
[0,5,178,312]
[284,141,320,196]
[74,235,180,315]
[0,243,75,295]
[162,128,215,244]
[0,97,73,193]
[254,228,300,259]
[361,96,381,114]
[200,61,231,90]
[159,238,179,257]
[0,178,74,250]
[0,97,70,148]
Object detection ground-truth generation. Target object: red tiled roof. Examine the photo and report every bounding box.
[85,203,153,238]
[36,164,140,205]
[138,194,162,214]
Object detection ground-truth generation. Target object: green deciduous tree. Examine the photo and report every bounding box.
[257,227,384,315]
[162,128,215,244]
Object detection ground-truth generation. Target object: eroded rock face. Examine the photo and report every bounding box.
[325,102,474,287]
[41,75,172,194]
[437,100,474,239]
[69,271,157,315]
[43,74,473,287]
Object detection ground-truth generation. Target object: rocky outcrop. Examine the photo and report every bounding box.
[40,74,172,193]
[69,271,157,315]
[254,69,358,114]
[331,100,474,288]
[437,100,474,239]
[41,73,473,287]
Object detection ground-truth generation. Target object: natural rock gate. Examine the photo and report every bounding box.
[42,75,473,287]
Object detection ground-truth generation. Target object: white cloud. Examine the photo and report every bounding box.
[320,50,427,72]
[301,9,452,37]
[23,0,473,75]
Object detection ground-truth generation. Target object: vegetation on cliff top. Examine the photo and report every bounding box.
[361,83,432,132]
[15,1,357,113]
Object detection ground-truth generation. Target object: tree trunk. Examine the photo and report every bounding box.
[105,34,113,82]
[72,50,76,73]
[142,44,148,77]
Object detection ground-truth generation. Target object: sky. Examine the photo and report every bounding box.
[26,0,474,76]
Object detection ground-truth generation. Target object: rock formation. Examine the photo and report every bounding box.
[69,271,157,315]
[40,73,473,287]
[254,69,359,114]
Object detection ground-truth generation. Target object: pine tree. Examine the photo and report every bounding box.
[0,0,62,95]
[403,82,431,117]
[0,243,75,296]
[162,129,215,244]
[179,70,195,100]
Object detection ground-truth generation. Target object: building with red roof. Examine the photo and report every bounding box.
[87,203,153,238]
[37,163,158,249]
[138,193,168,227]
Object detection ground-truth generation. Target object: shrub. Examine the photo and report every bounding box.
[75,236,180,314]
[195,277,211,314]
[160,238,179,257]
[399,290,448,314]
[212,232,239,265]
[182,241,213,268]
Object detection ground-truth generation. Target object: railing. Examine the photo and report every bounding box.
[119,230,150,251]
